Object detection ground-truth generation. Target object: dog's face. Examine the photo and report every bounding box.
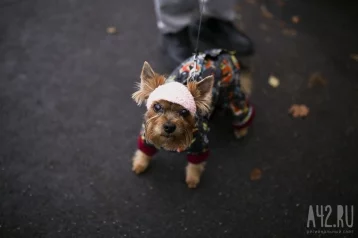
[132,61,214,151]
[144,99,196,151]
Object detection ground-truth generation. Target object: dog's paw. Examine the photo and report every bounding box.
[186,175,200,189]
[132,150,151,174]
[234,127,249,139]
[185,162,205,189]
[132,162,148,174]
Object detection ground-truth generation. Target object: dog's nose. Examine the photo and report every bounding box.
[163,123,176,134]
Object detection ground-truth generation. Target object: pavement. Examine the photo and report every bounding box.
[1,0,358,237]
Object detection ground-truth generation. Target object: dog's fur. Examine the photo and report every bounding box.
[131,61,252,188]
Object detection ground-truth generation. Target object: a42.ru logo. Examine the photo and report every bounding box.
[307,205,354,228]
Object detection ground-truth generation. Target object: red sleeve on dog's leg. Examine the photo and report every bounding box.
[187,151,209,164]
[137,136,157,156]
[232,106,256,130]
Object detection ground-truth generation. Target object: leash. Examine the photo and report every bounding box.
[189,0,205,81]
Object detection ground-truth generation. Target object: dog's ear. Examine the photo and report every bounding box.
[187,75,214,114]
[132,61,165,105]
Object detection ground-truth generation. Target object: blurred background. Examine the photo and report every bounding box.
[0,0,358,237]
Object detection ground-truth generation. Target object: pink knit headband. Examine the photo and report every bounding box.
[146,82,197,115]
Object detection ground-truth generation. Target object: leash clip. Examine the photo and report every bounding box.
[188,58,200,82]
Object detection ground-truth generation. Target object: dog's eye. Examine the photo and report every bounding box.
[179,109,189,117]
[153,103,163,113]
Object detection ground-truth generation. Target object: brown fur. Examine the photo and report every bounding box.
[144,100,196,151]
[186,162,206,188]
[131,149,205,188]
[132,62,166,105]
[186,75,214,114]
[132,150,151,174]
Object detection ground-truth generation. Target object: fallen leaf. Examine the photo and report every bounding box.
[245,0,256,4]
[350,54,358,61]
[292,16,300,24]
[288,104,310,118]
[250,168,262,181]
[282,28,297,36]
[106,26,117,34]
[259,23,269,31]
[308,72,327,88]
[260,5,274,19]
[268,75,280,88]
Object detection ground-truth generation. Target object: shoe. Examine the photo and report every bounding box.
[190,18,254,56]
[160,27,193,66]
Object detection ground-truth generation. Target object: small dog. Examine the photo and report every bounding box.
[131,49,255,188]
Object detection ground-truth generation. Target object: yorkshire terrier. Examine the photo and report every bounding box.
[131,49,255,188]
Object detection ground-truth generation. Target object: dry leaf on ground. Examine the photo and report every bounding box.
[288,104,310,118]
[350,54,358,61]
[308,72,327,88]
[260,5,274,19]
[106,26,117,34]
[282,28,297,36]
[292,16,300,24]
[268,75,280,88]
[250,168,262,181]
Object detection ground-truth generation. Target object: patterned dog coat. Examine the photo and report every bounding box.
[137,49,255,164]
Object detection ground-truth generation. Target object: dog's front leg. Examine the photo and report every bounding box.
[132,150,152,174]
[186,162,206,189]
[133,135,157,174]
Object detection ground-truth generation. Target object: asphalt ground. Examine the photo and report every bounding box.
[1,0,358,237]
